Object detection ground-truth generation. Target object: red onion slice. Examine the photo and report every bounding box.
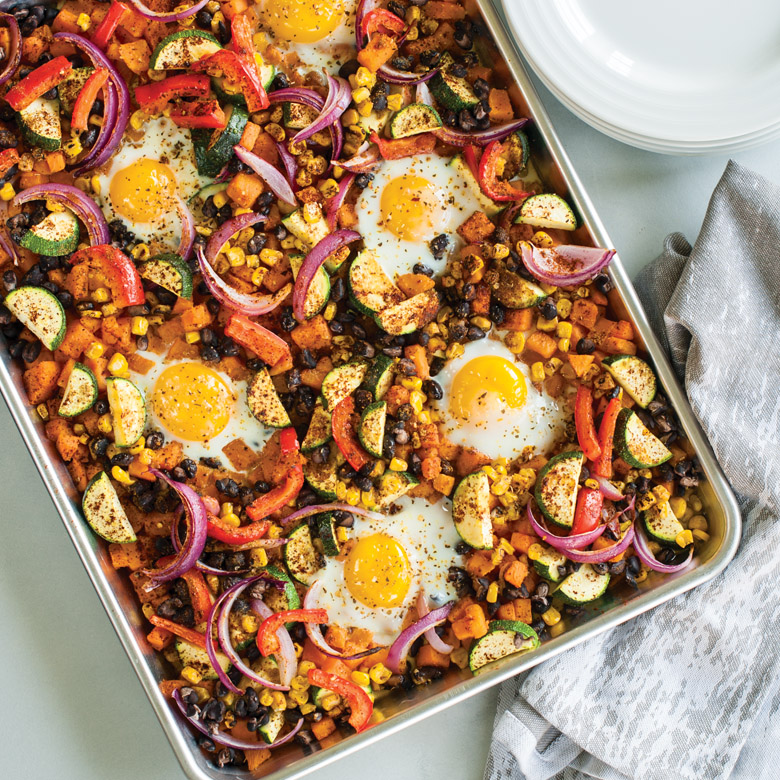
[176,197,196,260]
[173,689,302,749]
[293,229,361,321]
[355,0,378,49]
[520,241,616,288]
[126,0,208,23]
[561,523,635,564]
[233,145,296,206]
[633,520,695,574]
[142,470,208,585]
[386,602,453,673]
[416,592,453,655]
[526,501,607,551]
[594,475,625,501]
[281,503,384,527]
[378,65,438,85]
[293,75,351,144]
[14,184,110,246]
[0,227,18,266]
[325,173,355,231]
[275,141,298,188]
[336,143,381,173]
[250,599,296,687]
[0,13,21,87]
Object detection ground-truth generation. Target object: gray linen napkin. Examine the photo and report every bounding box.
[485,160,780,780]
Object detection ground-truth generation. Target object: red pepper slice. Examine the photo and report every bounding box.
[256,609,328,656]
[224,313,291,368]
[71,68,109,133]
[5,56,72,112]
[477,139,534,202]
[592,396,623,478]
[0,148,20,178]
[332,396,373,472]
[135,73,212,113]
[207,516,271,545]
[279,426,300,456]
[463,144,481,179]
[191,49,269,113]
[69,244,144,308]
[245,428,303,522]
[180,568,213,624]
[170,99,227,129]
[148,615,207,648]
[574,386,602,462]
[307,669,374,733]
[570,486,603,536]
[370,131,437,160]
[92,1,128,50]
[361,9,406,40]
[229,12,269,112]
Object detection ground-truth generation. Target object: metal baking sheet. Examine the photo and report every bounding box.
[0,1,741,778]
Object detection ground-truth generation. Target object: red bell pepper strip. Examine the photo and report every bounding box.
[307,669,374,733]
[191,49,269,113]
[224,313,291,368]
[332,396,373,472]
[69,244,145,308]
[5,56,72,111]
[92,1,128,50]
[361,9,406,40]
[245,428,303,522]
[0,148,20,178]
[180,569,213,624]
[229,13,270,110]
[207,516,271,545]
[463,144,481,179]
[477,139,534,202]
[170,100,227,129]
[135,73,212,113]
[570,486,603,536]
[592,396,623,478]
[370,131,437,160]
[148,615,207,649]
[71,68,109,133]
[256,609,328,656]
[575,386,602,461]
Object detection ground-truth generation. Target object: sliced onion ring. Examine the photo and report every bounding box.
[250,599,296,687]
[335,143,381,173]
[0,13,21,87]
[281,502,384,527]
[633,520,694,574]
[176,197,196,260]
[594,475,624,501]
[386,602,453,673]
[416,592,453,655]
[526,501,607,551]
[234,145,296,206]
[293,229,361,321]
[268,87,343,161]
[560,522,636,564]
[173,689,303,749]
[325,172,355,231]
[293,74,351,145]
[126,0,209,23]
[275,141,298,187]
[378,65,438,85]
[520,241,616,288]
[0,227,18,266]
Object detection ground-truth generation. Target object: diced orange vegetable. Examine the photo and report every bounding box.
[588,317,616,345]
[22,25,53,64]
[424,1,466,19]
[312,716,337,742]
[416,644,450,668]
[56,429,82,461]
[589,288,609,306]
[526,331,557,360]
[84,355,108,392]
[252,131,279,164]
[433,473,455,495]
[57,357,76,389]
[357,33,397,72]
[397,273,435,297]
[514,598,533,624]
[385,384,410,415]
[301,356,332,390]
[466,550,497,578]
[239,120,261,151]
[602,337,637,355]
[568,353,595,378]
[504,559,529,588]
[101,316,133,353]
[226,171,264,208]
[592,534,626,561]
[471,283,491,316]
[570,299,600,329]
[220,0,249,19]
[406,21,455,55]
[503,308,534,331]
[421,455,441,481]
[510,532,537,555]
[20,171,49,188]
[291,314,332,352]
[146,625,173,651]
[127,353,155,374]
[58,320,97,359]
[488,89,514,123]
[404,343,429,379]
[456,446,491,476]
[610,320,635,340]
[180,304,213,333]
[24,361,60,403]
[118,39,151,76]
[52,8,80,34]
[45,150,65,173]
[457,211,496,244]
[451,604,489,640]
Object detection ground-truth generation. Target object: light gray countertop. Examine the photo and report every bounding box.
[0,64,775,780]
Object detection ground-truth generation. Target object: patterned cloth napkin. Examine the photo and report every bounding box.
[484,160,780,780]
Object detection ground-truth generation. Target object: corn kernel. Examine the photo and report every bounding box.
[289,689,309,706]
[542,606,561,626]
[355,66,377,88]
[320,693,342,711]
[97,413,112,434]
[346,486,360,506]
[129,316,148,337]
[409,389,426,414]
[531,362,545,383]
[92,287,110,303]
[675,529,694,548]
[387,93,403,112]
[212,190,229,209]
[131,243,150,261]
[389,457,407,472]
[34,402,49,422]
[670,496,687,518]
[112,466,135,485]
[260,248,283,266]
[0,182,15,201]
[492,242,510,260]
[271,689,287,711]
[252,548,269,567]
[101,303,118,317]
[637,493,656,512]
[401,376,423,391]
[361,490,374,507]
[139,448,154,466]
[369,663,392,685]
[222,512,241,527]
[291,674,310,691]
[84,341,105,361]
[544,357,562,376]
[584,478,599,490]
[692,529,710,543]
[689,495,703,513]
[557,298,573,319]
[75,12,92,31]
[491,476,510,496]
[556,321,573,339]
[129,109,148,132]
[688,514,708,531]
[259,690,274,707]
[352,86,371,104]
[652,484,671,502]
[335,526,349,545]
[557,338,570,353]
[575,286,590,298]
[127,437,145,455]
[536,315,558,332]
[527,543,544,561]
[180,666,202,685]
[182,331,200,345]
[351,670,371,687]
[226,246,245,267]
[300,703,316,715]
[417,410,431,425]
[357,100,373,117]
[335,480,347,500]
[108,353,128,377]
[486,582,499,603]
[531,231,554,248]
[504,331,525,354]
[298,660,316,676]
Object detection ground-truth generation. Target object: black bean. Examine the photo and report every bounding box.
[419,50,442,68]
[21,339,41,363]
[355,173,374,189]
[215,748,235,768]
[111,452,134,468]
[0,304,10,326]
[466,325,486,341]
[381,437,395,460]
[429,233,449,259]
[593,273,612,294]
[382,345,402,358]
[429,356,445,376]
[454,300,470,318]
[354,475,373,492]
[539,299,558,320]
[338,59,361,80]
[89,436,110,459]
[422,379,443,400]
[391,56,413,71]
[576,338,596,355]
[280,307,296,332]
[626,555,641,576]
[489,301,506,325]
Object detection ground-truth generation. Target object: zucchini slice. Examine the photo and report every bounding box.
[358,400,386,459]
[389,103,442,138]
[469,620,539,672]
[430,54,479,111]
[361,354,395,401]
[58,362,98,418]
[370,470,419,509]
[150,30,221,70]
[20,210,79,256]
[82,471,136,544]
[643,500,685,547]
[260,564,301,614]
[259,710,285,744]
[316,511,340,556]
[321,361,368,411]
[106,376,146,447]
[17,97,61,151]
[58,67,93,115]
[515,193,578,231]
[449,154,502,217]
[492,260,547,309]
[348,250,405,316]
[247,369,291,428]
[284,524,324,585]
[528,544,567,583]
[452,471,493,549]
[289,253,330,319]
[556,563,610,605]
[4,285,66,350]
[301,399,332,453]
[139,253,194,299]
[375,289,439,335]
[602,354,657,409]
[192,103,249,178]
[280,207,350,270]
[176,639,230,681]
[615,408,672,469]
[283,102,320,130]
[534,451,584,530]
[303,446,343,501]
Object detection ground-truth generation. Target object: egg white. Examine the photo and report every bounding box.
[94,116,209,249]
[307,496,463,644]
[355,153,486,281]
[434,338,571,461]
[129,352,273,467]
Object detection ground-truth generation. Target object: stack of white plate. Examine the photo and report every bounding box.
[500,0,780,154]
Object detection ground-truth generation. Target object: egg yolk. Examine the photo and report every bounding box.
[151,363,233,443]
[109,158,177,224]
[380,174,446,241]
[260,0,345,43]
[449,356,528,421]
[344,533,412,609]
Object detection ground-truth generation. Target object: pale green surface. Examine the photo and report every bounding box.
[1,64,779,780]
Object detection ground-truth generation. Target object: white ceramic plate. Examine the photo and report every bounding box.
[501,0,780,153]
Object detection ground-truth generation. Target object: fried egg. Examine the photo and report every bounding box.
[129,352,272,466]
[355,154,486,281]
[94,116,209,250]
[307,496,463,643]
[434,338,570,461]
[256,0,357,74]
